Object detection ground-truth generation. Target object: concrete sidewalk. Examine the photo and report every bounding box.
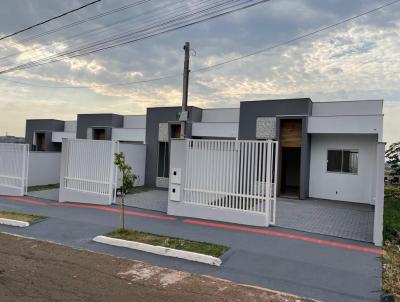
[0,195,382,302]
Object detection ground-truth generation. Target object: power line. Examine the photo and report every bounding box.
[0,73,181,88]
[0,0,183,66]
[0,0,269,74]
[0,0,102,42]
[0,0,211,68]
[0,0,251,71]
[15,0,150,45]
[1,0,398,88]
[192,0,400,73]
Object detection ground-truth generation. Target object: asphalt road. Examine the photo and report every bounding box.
[0,195,383,302]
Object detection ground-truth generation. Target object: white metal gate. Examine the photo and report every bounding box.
[183,139,278,226]
[59,139,118,205]
[0,143,29,197]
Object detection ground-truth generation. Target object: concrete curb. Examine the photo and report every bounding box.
[93,235,222,266]
[0,218,30,227]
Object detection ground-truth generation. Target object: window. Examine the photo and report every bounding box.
[157,142,170,178]
[327,150,358,174]
[93,128,106,140]
[35,132,47,151]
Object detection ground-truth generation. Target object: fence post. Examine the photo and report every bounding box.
[265,141,272,226]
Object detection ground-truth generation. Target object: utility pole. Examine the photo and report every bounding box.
[180,42,190,138]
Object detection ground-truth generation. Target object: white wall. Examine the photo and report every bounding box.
[64,121,77,133]
[308,115,384,141]
[123,115,146,128]
[28,152,61,186]
[201,108,240,123]
[52,131,76,143]
[192,122,238,138]
[312,100,383,116]
[119,143,146,186]
[309,134,377,204]
[112,128,146,143]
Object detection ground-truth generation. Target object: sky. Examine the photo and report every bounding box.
[0,0,399,145]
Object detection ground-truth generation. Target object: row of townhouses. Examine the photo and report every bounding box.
[24,98,385,245]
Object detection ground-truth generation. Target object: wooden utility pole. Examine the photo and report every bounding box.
[180,42,190,138]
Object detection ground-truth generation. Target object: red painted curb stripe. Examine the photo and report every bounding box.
[1,196,48,206]
[182,219,383,255]
[55,203,177,221]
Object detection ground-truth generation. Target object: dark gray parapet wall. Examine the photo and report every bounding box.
[238,98,313,199]
[25,119,65,151]
[76,114,123,139]
[144,106,202,187]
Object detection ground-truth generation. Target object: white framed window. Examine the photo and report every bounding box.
[327,149,358,174]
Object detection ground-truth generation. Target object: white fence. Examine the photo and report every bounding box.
[0,143,29,196]
[118,143,146,187]
[28,152,61,186]
[59,139,118,205]
[181,139,278,226]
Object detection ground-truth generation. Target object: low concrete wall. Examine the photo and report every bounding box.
[168,201,267,227]
[28,152,61,186]
[0,186,23,196]
[119,143,146,187]
[59,188,111,205]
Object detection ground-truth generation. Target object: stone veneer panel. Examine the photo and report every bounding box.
[256,117,276,139]
[158,123,169,142]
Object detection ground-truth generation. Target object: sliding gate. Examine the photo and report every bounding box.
[0,143,29,197]
[59,139,118,205]
[182,139,278,226]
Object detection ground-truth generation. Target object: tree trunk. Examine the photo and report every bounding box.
[120,191,125,230]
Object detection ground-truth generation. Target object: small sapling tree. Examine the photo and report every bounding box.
[114,152,137,230]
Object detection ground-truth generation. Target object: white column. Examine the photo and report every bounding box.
[373,142,386,246]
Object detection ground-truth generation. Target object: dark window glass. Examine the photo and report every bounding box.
[327,150,358,174]
[157,142,170,178]
[343,151,358,173]
[327,150,342,172]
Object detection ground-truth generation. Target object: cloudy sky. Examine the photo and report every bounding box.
[0,0,399,144]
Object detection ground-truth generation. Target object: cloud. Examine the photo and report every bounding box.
[0,0,398,146]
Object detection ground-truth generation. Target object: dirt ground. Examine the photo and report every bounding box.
[0,232,315,302]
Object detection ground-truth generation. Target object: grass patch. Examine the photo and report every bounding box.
[384,198,400,243]
[0,211,46,223]
[383,187,400,296]
[385,186,400,200]
[28,183,59,192]
[383,243,400,296]
[106,229,228,257]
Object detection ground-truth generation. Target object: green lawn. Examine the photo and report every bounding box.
[106,229,228,257]
[0,211,47,223]
[383,186,400,296]
[28,183,59,192]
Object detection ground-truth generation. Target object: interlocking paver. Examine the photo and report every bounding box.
[276,198,374,242]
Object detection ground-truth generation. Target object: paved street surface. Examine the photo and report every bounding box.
[0,195,383,302]
[0,233,314,302]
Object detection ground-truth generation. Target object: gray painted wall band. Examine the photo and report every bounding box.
[239,99,313,199]
[76,114,123,139]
